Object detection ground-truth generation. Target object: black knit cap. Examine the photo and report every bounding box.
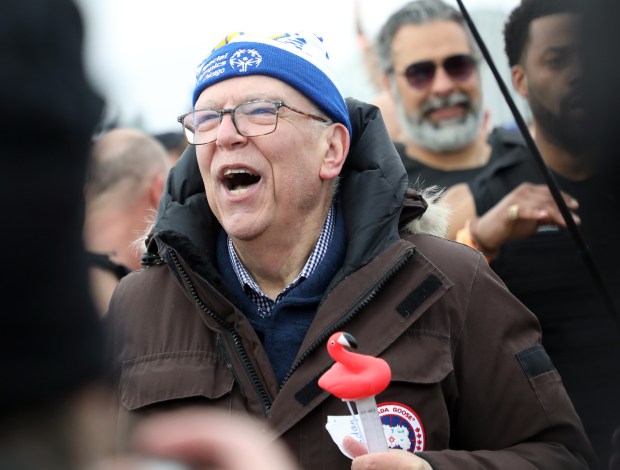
[0,0,106,414]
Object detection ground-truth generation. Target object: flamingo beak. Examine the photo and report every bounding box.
[338,332,358,349]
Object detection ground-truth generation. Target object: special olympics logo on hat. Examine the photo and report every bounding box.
[230,49,262,73]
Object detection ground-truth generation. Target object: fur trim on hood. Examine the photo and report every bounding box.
[403,185,451,238]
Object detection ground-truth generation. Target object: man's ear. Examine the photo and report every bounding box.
[382,73,393,94]
[149,173,167,208]
[319,123,349,180]
[512,64,528,98]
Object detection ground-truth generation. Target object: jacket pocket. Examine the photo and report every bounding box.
[377,331,454,450]
[385,330,453,384]
[120,351,234,411]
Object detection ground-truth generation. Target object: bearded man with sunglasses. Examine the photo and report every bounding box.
[106,31,595,469]
[376,0,524,193]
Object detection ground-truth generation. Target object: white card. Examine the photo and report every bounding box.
[325,414,366,459]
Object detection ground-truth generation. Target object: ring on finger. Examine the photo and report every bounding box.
[507,204,519,221]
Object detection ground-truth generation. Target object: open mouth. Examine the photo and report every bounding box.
[429,105,465,117]
[224,168,261,195]
[427,105,467,125]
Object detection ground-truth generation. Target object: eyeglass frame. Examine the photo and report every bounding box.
[177,99,330,145]
[391,54,478,90]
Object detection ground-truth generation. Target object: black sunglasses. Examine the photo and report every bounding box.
[395,54,477,89]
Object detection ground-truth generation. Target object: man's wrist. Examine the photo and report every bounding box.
[455,218,498,262]
[469,218,500,259]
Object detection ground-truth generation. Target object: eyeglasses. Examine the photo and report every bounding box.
[177,100,329,145]
[394,54,477,90]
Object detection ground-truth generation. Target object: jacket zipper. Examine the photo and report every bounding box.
[279,248,415,388]
[168,249,273,416]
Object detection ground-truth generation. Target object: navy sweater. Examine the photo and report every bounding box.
[216,205,346,386]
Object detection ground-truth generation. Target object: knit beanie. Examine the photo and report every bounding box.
[192,32,352,139]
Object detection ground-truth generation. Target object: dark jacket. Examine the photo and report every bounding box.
[470,140,620,463]
[395,126,526,191]
[108,99,595,469]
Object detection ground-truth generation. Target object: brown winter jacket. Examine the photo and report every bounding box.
[107,99,596,469]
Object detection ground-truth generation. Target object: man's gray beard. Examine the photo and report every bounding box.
[394,87,483,153]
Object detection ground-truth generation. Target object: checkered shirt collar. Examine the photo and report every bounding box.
[227,205,335,316]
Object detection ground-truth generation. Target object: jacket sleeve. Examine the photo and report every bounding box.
[419,253,597,469]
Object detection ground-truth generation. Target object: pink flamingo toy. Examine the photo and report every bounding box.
[318,331,391,453]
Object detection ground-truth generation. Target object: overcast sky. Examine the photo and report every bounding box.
[75,0,521,134]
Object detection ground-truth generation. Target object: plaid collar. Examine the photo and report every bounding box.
[227,205,335,317]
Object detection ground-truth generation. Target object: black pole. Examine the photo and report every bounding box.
[454,0,620,328]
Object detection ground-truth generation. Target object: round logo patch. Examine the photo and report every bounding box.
[378,402,426,452]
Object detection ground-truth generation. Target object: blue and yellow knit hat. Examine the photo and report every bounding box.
[192,32,352,139]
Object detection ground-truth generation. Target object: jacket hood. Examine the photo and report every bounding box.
[339,98,411,272]
[150,98,446,274]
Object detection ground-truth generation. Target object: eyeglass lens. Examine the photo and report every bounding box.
[181,101,280,145]
[403,54,476,89]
